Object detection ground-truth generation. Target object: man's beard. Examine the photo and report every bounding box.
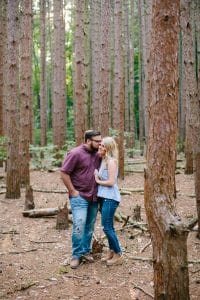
[90,145,98,152]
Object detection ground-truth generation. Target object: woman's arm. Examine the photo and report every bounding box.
[94,159,117,186]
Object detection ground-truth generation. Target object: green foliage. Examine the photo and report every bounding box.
[0,136,7,161]
[29,137,77,170]
[108,128,119,138]
[177,138,185,154]
[126,140,141,158]
[66,30,73,101]
[67,98,75,141]
[30,144,67,170]
[34,129,53,145]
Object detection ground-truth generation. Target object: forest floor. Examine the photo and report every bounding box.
[0,156,200,300]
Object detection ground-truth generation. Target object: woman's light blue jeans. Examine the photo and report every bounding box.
[69,195,98,259]
[100,198,122,254]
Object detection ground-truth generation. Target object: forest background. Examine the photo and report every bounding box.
[0,0,200,299]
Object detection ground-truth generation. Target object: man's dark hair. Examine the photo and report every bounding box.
[84,130,101,142]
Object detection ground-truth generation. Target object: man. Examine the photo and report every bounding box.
[60,130,102,269]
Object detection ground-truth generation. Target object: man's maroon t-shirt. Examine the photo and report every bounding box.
[61,144,101,201]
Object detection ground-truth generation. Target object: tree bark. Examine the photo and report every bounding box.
[113,0,125,179]
[52,0,66,148]
[127,0,135,148]
[180,0,195,174]
[138,0,145,156]
[6,0,21,198]
[99,0,111,137]
[40,0,47,146]
[190,0,200,238]
[123,0,129,136]
[90,0,101,130]
[24,185,35,210]
[144,1,190,299]
[19,0,32,186]
[0,0,7,139]
[74,0,86,145]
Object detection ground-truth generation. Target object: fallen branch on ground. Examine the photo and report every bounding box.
[125,159,146,164]
[122,215,130,227]
[30,240,58,244]
[22,207,73,222]
[33,188,67,194]
[119,187,144,193]
[3,281,39,297]
[140,241,151,253]
[16,281,39,291]
[128,255,200,264]
[23,207,59,217]
[0,230,19,235]
[125,170,144,173]
[2,248,39,255]
[132,282,154,299]
[119,190,132,195]
[128,255,152,262]
[62,274,90,280]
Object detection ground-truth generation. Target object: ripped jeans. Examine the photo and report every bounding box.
[69,195,98,259]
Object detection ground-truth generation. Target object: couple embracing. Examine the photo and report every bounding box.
[60,130,123,269]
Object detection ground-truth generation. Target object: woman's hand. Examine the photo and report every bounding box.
[94,169,99,183]
[94,169,98,176]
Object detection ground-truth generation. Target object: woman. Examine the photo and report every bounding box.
[94,137,123,266]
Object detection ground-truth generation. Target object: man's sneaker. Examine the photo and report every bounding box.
[101,250,114,262]
[82,253,94,263]
[70,257,80,269]
[106,253,123,266]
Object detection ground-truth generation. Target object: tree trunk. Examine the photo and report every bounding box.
[138,0,145,156]
[56,202,69,230]
[190,0,200,239]
[144,1,190,299]
[0,3,4,138]
[123,0,129,136]
[6,0,21,198]
[40,0,47,146]
[99,0,111,137]
[127,0,135,148]
[24,185,35,210]
[0,0,7,139]
[46,0,53,134]
[113,0,124,179]
[140,0,148,143]
[74,0,86,145]
[19,0,32,187]
[144,0,152,148]
[90,0,101,130]
[84,0,91,130]
[52,0,66,148]
[180,0,195,174]
[178,29,186,151]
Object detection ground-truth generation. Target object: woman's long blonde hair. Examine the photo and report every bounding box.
[102,137,119,162]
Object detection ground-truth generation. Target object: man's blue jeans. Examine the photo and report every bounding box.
[69,195,98,259]
[101,198,122,254]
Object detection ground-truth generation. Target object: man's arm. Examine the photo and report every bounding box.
[60,171,79,197]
